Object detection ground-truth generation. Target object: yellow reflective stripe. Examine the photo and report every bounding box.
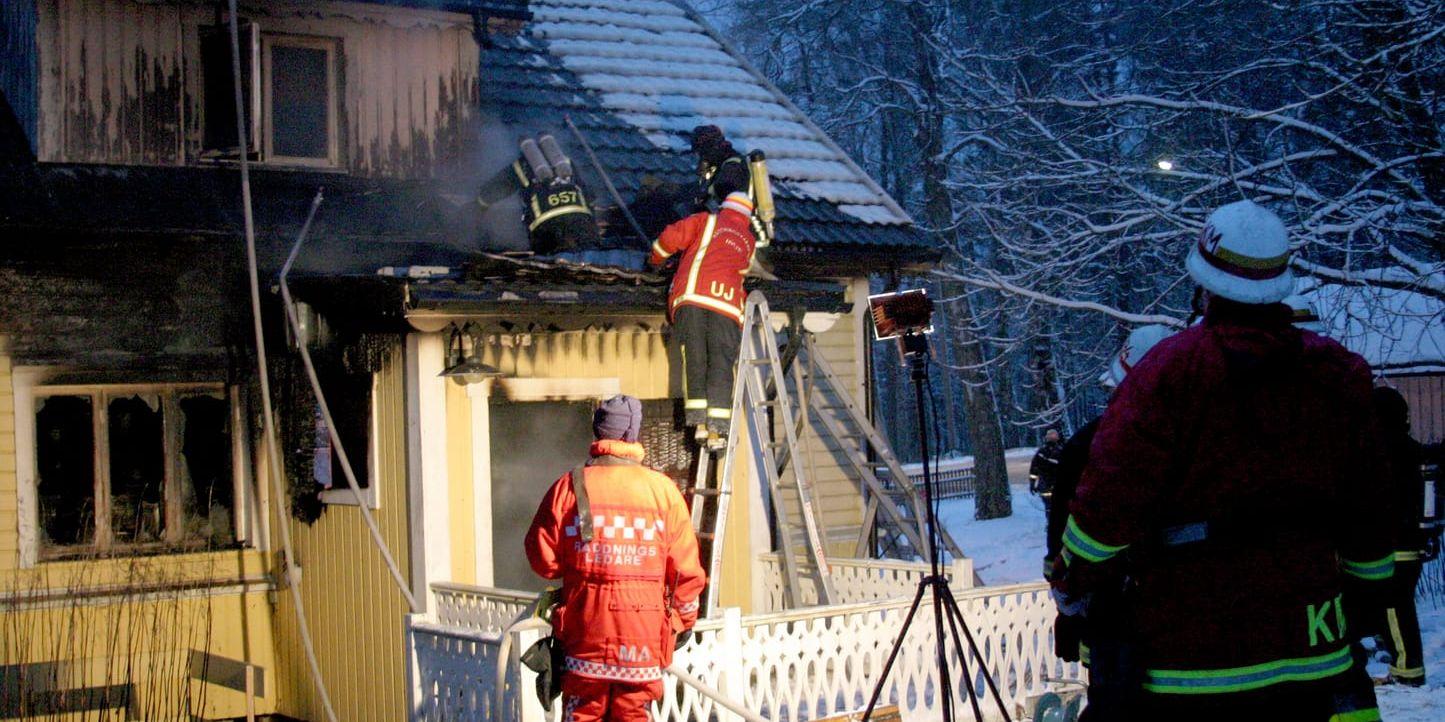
[1329,709,1381,722]
[707,408,731,419]
[683,214,718,300]
[684,399,708,410]
[1388,664,1425,679]
[673,293,743,322]
[1387,608,1408,674]
[1394,550,1422,562]
[513,160,529,186]
[651,240,672,260]
[1210,243,1290,271]
[527,204,590,231]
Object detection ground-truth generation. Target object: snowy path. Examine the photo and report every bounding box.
[938,484,1445,719]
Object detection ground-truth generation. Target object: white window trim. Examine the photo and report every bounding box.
[318,373,381,509]
[14,372,255,565]
[260,33,341,169]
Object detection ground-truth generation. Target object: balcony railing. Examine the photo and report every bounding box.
[406,558,1079,722]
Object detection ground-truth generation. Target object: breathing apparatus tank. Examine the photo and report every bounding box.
[748,150,776,246]
[1423,457,1441,534]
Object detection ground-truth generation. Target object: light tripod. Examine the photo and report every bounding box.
[862,332,1012,722]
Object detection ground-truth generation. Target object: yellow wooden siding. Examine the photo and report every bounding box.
[270,341,412,722]
[1,548,279,719]
[36,0,478,178]
[1,339,16,571]
[477,329,674,399]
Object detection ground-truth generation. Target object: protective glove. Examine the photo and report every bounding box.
[1054,613,1085,663]
[1051,586,1090,618]
[674,629,693,650]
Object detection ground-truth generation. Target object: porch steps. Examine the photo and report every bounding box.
[693,291,836,615]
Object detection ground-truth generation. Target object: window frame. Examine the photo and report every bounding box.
[317,373,381,509]
[259,33,341,169]
[19,380,254,563]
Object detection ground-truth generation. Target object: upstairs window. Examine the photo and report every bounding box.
[262,35,340,167]
[32,384,245,559]
[200,25,340,168]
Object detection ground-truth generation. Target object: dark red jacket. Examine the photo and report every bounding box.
[525,440,706,689]
[647,199,755,325]
[1063,302,1393,696]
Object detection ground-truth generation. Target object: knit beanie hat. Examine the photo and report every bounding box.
[593,395,642,442]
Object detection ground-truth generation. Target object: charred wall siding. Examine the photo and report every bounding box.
[0,237,244,369]
[0,0,38,151]
[35,0,479,178]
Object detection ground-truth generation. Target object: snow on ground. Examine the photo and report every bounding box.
[937,483,1048,585]
[940,482,1445,716]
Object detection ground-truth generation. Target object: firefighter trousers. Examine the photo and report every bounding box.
[673,306,740,433]
[1383,557,1425,685]
[561,676,659,722]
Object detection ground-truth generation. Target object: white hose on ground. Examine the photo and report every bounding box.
[227,3,337,720]
[276,196,421,614]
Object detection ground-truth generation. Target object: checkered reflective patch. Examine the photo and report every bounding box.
[565,514,664,541]
[564,656,664,682]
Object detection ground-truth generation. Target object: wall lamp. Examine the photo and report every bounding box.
[440,321,505,386]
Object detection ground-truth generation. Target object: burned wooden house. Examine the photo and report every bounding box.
[0,1,941,720]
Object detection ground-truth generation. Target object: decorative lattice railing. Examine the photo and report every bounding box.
[757,553,975,612]
[407,575,1079,722]
[433,583,537,632]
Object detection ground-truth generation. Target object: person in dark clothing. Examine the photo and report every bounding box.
[477,135,599,254]
[1029,429,1064,515]
[1371,385,1428,687]
[689,125,750,212]
[1045,324,1173,721]
[1054,201,1390,721]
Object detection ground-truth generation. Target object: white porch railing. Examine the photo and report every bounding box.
[433,582,537,632]
[757,553,975,611]
[407,569,1079,722]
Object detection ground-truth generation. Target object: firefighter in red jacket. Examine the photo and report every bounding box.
[647,191,756,447]
[1055,201,1393,719]
[525,396,707,722]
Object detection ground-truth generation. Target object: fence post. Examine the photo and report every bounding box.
[950,558,975,590]
[718,607,746,722]
[403,613,423,721]
[516,627,550,722]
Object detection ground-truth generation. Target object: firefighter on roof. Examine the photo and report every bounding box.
[477,134,599,254]
[648,191,756,447]
[1054,201,1392,719]
[525,396,706,722]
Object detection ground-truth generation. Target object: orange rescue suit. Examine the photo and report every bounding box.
[648,198,756,326]
[525,440,707,693]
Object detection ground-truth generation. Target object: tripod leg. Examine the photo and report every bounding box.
[938,582,986,722]
[931,581,955,722]
[942,589,1014,722]
[862,581,930,722]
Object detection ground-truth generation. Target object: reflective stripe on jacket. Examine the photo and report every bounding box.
[525,440,707,685]
[647,202,755,325]
[1064,301,1393,693]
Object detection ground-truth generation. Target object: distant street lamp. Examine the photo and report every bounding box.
[1156,159,1175,171]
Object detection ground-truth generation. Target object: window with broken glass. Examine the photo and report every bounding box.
[33,384,243,558]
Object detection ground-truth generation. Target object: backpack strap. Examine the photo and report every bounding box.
[571,463,592,543]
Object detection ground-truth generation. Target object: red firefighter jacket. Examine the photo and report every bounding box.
[1062,301,1393,697]
[647,195,756,325]
[525,440,707,687]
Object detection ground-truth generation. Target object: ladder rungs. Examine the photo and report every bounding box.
[697,532,717,540]
[688,488,725,497]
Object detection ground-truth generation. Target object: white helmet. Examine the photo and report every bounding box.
[1186,201,1294,304]
[1104,324,1175,388]
[1281,293,1325,333]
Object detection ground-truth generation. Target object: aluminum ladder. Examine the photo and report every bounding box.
[691,291,836,614]
[783,327,965,561]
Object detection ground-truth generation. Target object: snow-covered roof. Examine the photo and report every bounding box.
[1304,280,1445,375]
[482,0,922,249]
